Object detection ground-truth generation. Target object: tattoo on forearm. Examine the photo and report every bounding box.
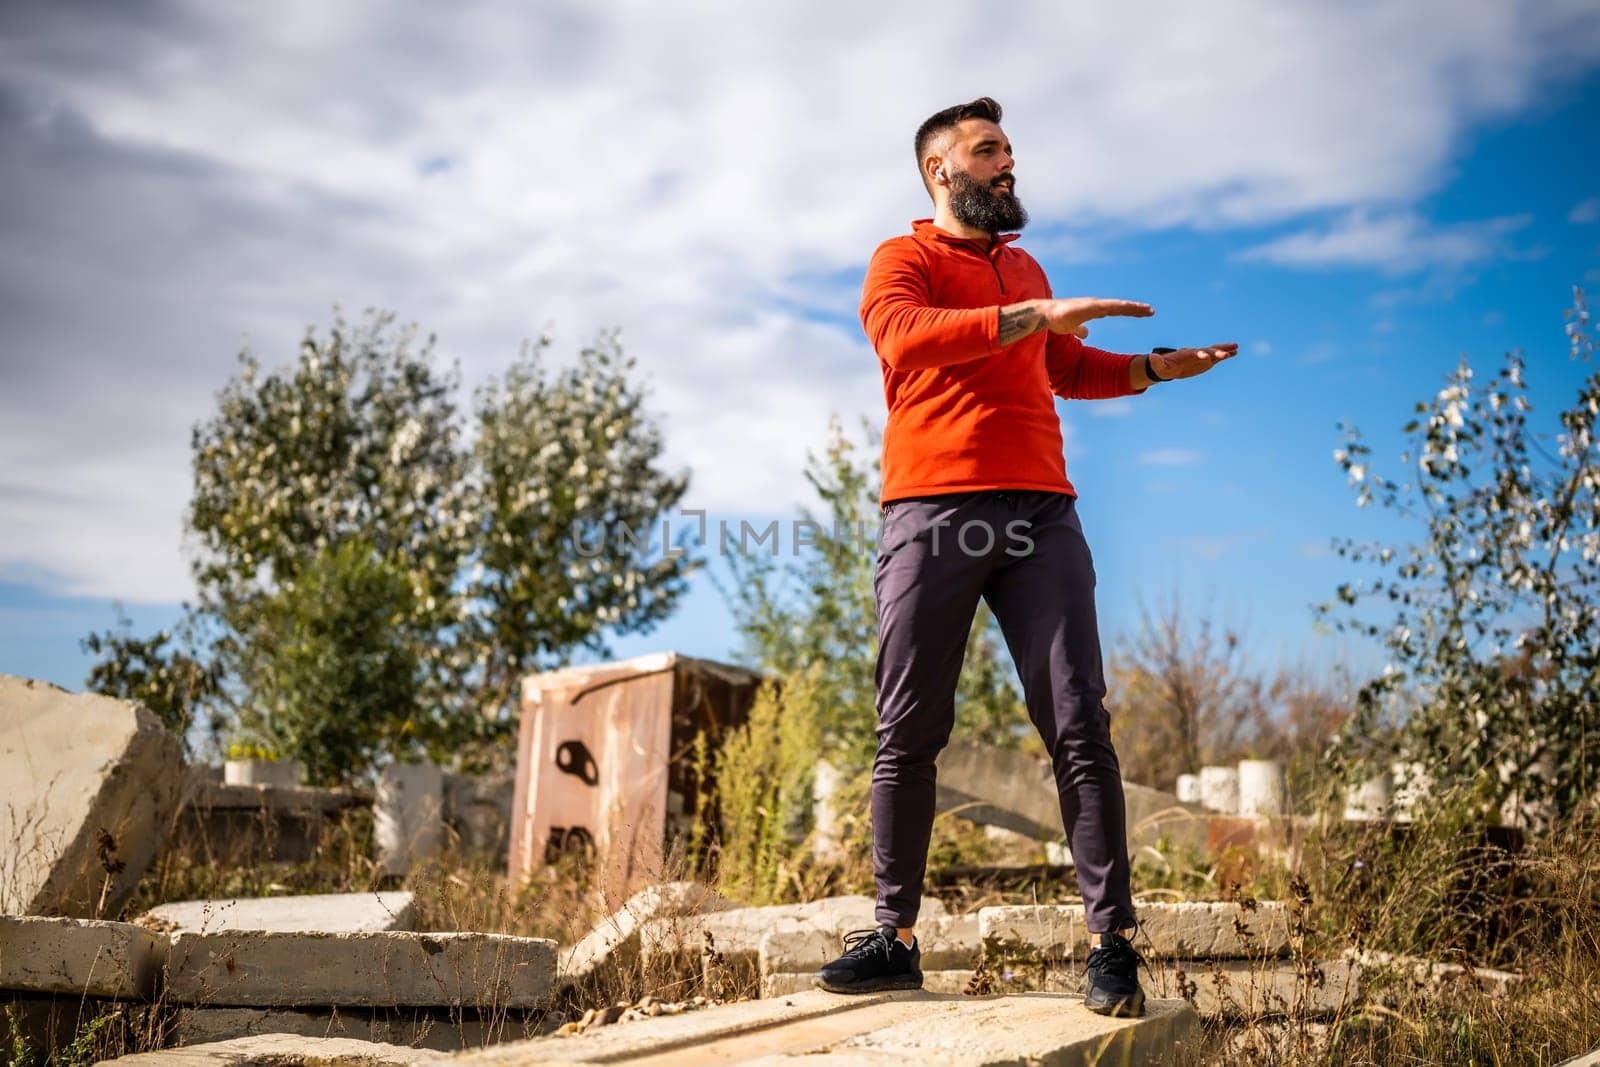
[998,305,1044,346]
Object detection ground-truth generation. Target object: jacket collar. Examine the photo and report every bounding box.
[910,217,1023,251]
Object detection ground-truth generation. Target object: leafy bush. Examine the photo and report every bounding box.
[1322,290,1600,825]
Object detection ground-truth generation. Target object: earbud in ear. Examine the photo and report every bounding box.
[935,166,947,182]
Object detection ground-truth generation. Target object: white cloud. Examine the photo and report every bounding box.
[2,0,1599,601]
[1087,398,1136,418]
[1571,198,1600,224]
[1236,209,1531,272]
[1140,448,1203,467]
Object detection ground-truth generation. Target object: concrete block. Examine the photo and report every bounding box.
[0,674,183,918]
[222,759,302,788]
[164,930,557,1008]
[640,895,920,970]
[1352,948,1524,1000]
[452,988,1197,1065]
[1034,956,1364,1020]
[171,1005,558,1051]
[1237,760,1285,817]
[0,915,166,998]
[980,900,1292,964]
[1198,765,1239,814]
[93,1033,436,1065]
[760,969,977,998]
[139,892,415,935]
[934,739,1210,859]
[560,881,736,986]
[759,914,980,977]
[375,761,445,877]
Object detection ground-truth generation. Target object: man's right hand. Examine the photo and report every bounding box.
[997,297,1154,346]
[1035,297,1154,338]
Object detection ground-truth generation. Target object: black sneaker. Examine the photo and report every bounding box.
[1084,931,1146,1017]
[813,924,923,994]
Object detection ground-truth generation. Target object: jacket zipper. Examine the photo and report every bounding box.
[984,245,1006,295]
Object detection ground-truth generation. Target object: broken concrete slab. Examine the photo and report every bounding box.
[1352,948,1524,1000]
[0,674,184,918]
[173,780,369,867]
[1032,956,1364,1021]
[638,894,928,970]
[0,915,166,999]
[760,970,978,998]
[93,1032,436,1066]
[171,1005,559,1051]
[980,901,1291,964]
[559,881,736,987]
[759,913,979,978]
[933,739,1211,859]
[451,988,1196,1065]
[164,930,556,1009]
[138,892,416,935]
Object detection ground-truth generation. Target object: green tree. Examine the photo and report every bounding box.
[235,538,423,785]
[188,306,470,746]
[81,613,220,753]
[1321,289,1600,825]
[469,330,696,713]
[91,305,695,781]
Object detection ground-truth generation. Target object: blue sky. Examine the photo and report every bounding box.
[2,2,1597,696]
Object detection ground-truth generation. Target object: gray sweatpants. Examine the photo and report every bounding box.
[871,488,1136,934]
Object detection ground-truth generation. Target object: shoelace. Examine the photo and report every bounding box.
[1087,935,1146,977]
[838,927,894,962]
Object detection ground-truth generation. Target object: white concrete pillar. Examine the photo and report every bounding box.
[1198,765,1240,814]
[1175,773,1201,804]
[375,760,445,876]
[1236,760,1286,817]
[1343,771,1393,821]
[223,758,304,788]
[811,758,844,862]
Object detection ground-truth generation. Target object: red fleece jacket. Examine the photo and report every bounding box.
[860,218,1145,504]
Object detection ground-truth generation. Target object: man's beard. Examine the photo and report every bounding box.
[948,167,1028,233]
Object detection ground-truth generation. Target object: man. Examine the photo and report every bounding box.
[812,97,1236,1017]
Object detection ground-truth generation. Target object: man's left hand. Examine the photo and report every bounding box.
[1150,343,1238,381]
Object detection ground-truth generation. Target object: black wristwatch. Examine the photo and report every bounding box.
[1146,347,1176,383]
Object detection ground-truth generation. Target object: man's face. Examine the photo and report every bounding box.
[940,118,1027,233]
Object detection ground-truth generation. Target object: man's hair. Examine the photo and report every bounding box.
[913,97,1003,191]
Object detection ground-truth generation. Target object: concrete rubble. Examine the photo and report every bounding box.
[139,892,417,935]
[759,912,981,998]
[1351,947,1524,1000]
[451,988,1198,1066]
[637,894,946,991]
[169,1006,559,1052]
[980,900,1363,1020]
[558,881,736,988]
[173,776,369,866]
[981,901,1293,963]
[934,739,1212,859]
[0,673,184,918]
[92,1032,436,1066]
[0,915,166,999]
[164,930,558,1009]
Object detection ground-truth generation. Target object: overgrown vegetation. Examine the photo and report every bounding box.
[1323,288,1599,826]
